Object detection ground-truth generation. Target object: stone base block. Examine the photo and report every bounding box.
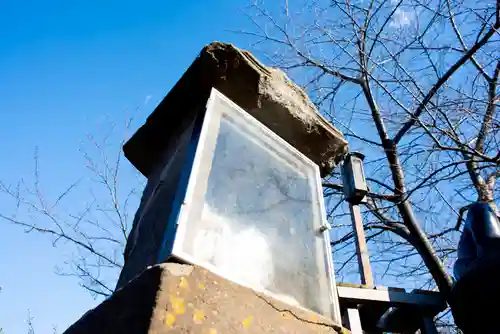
[64,263,345,334]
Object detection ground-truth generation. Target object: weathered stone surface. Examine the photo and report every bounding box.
[124,42,347,177]
[65,263,344,334]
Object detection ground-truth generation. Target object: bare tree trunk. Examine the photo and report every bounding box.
[397,200,454,298]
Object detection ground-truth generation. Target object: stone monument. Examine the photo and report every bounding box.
[64,42,348,334]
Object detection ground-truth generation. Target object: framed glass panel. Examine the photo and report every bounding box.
[170,88,340,321]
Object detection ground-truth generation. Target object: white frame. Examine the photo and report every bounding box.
[169,88,341,323]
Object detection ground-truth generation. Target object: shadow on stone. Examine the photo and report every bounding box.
[64,266,162,334]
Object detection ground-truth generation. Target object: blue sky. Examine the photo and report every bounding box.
[0,1,257,332]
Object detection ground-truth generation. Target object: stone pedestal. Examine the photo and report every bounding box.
[64,263,344,334]
[70,42,348,333]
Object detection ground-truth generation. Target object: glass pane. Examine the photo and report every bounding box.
[179,94,334,318]
[351,157,367,190]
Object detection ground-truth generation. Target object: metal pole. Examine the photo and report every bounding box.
[345,307,363,334]
[349,203,374,287]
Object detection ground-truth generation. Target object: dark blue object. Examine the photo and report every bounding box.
[451,202,500,333]
[454,202,500,281]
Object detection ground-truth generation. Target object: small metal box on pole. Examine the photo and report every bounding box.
[341,152,368,205]
[341,152,373,289]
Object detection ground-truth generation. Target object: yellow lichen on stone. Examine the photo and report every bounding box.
[309,314,320,322]
[179,276,190,290]
[193,309,205,324]
[280,312,291,320]
[198,283,206,290]
[164,312,176,327]
[242,316,253,328]
[340,327,352,334]
[208,329,217,334]
[169,295,185,315]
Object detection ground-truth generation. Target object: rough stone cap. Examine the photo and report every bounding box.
[124,42,347,177]
[64,263,346,334]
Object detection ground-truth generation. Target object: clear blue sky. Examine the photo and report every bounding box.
[0,1,256,332]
